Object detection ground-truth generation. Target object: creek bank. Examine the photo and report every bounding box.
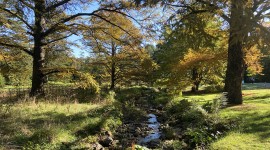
[114,107,165,149]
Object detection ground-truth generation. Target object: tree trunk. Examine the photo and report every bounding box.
[224,0,246,104]
[243,64,249,83]
[30,0,46,97]
[110,41,116,90]
[191,68,200,92]
[110,62,116,90]
[30,48,46,96]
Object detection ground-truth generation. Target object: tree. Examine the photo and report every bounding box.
[136,0,270,104]
[0,0,139,96]
[153,12,227,92]
[82,12,155,90]
[0,47,32,85]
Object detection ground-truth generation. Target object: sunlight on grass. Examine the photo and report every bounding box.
[0,102,106,149]
[210,85,270,149]
[184,93,219,102]
[211,132,270,150]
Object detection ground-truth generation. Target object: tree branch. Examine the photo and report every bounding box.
[18,0,34,10]
[0,42,33,56]
[42,33,73,46]
[42,8,132,38]
[43,67,75,76]
[195,0,230,22]
[0,8,34,31]
[45,0,72,12]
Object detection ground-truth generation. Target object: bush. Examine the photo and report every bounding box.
[75,87,99,103]
[204,84,224,93]
[74,73,100,103]
[165,98,231,149]
[101,116,122,132]
[0,74,5,87]
[161,140,185,149]
[202,93,228,114]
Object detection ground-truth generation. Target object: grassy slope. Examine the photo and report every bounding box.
[184,83,270,150]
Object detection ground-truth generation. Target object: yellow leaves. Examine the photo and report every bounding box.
[3,22,11,28]
[140,56,158,73]
[244,45,263,75]
[175,48,221,71]
[0,52,13,61]
[0,53,5,61]
[75,72,100,94]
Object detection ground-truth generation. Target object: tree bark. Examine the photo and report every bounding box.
[224,0,245,104]
[191,68,200,92]
[110,41,116,90]
[243,64,249,83]
[30,0,46,97]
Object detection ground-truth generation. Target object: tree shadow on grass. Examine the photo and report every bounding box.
[230,111,270,141]
[242,83,270,90]
[243,94,270,104]
[0,104,114,149]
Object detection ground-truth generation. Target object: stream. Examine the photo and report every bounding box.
[138,113,161,146]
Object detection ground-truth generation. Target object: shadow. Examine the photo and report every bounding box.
[182,90,221,96]
[244,94,270,100]
[242,83,270,90]
[0,104,112,149]
[227,111,270,141]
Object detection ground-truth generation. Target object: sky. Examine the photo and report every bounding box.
[68,1,99,58]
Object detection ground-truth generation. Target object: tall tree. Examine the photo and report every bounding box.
[136,0,270,104]
[0,0,137,96]
[153,12,227,92]
[82,12,156,89]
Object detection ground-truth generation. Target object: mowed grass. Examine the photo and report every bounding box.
[0,100,118,149]
[184,83,270,149]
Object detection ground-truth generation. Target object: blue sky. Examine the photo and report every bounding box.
[68,1,99,58]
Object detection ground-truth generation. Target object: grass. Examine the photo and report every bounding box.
[1,83,270,149]
[0,99,121,150]
[183,83,270,149]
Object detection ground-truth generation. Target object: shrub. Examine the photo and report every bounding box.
[105,91,116,104]
[74,73,100,103]
[202,93,228,114]
[161,140,184,150]
[101,116,122,132]
[204,84,224,93]
[165,98,231,149]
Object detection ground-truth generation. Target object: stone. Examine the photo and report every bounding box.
[99,136,113,147]
[147,139,160,149]
[92,142,104,150]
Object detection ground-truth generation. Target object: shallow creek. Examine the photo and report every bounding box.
[138,113,161,145]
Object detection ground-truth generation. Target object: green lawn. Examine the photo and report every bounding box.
[184,83,270,149]
[1,83,270,149]
[0,100,120,150]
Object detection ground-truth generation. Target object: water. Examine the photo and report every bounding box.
[139,113,161,144]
